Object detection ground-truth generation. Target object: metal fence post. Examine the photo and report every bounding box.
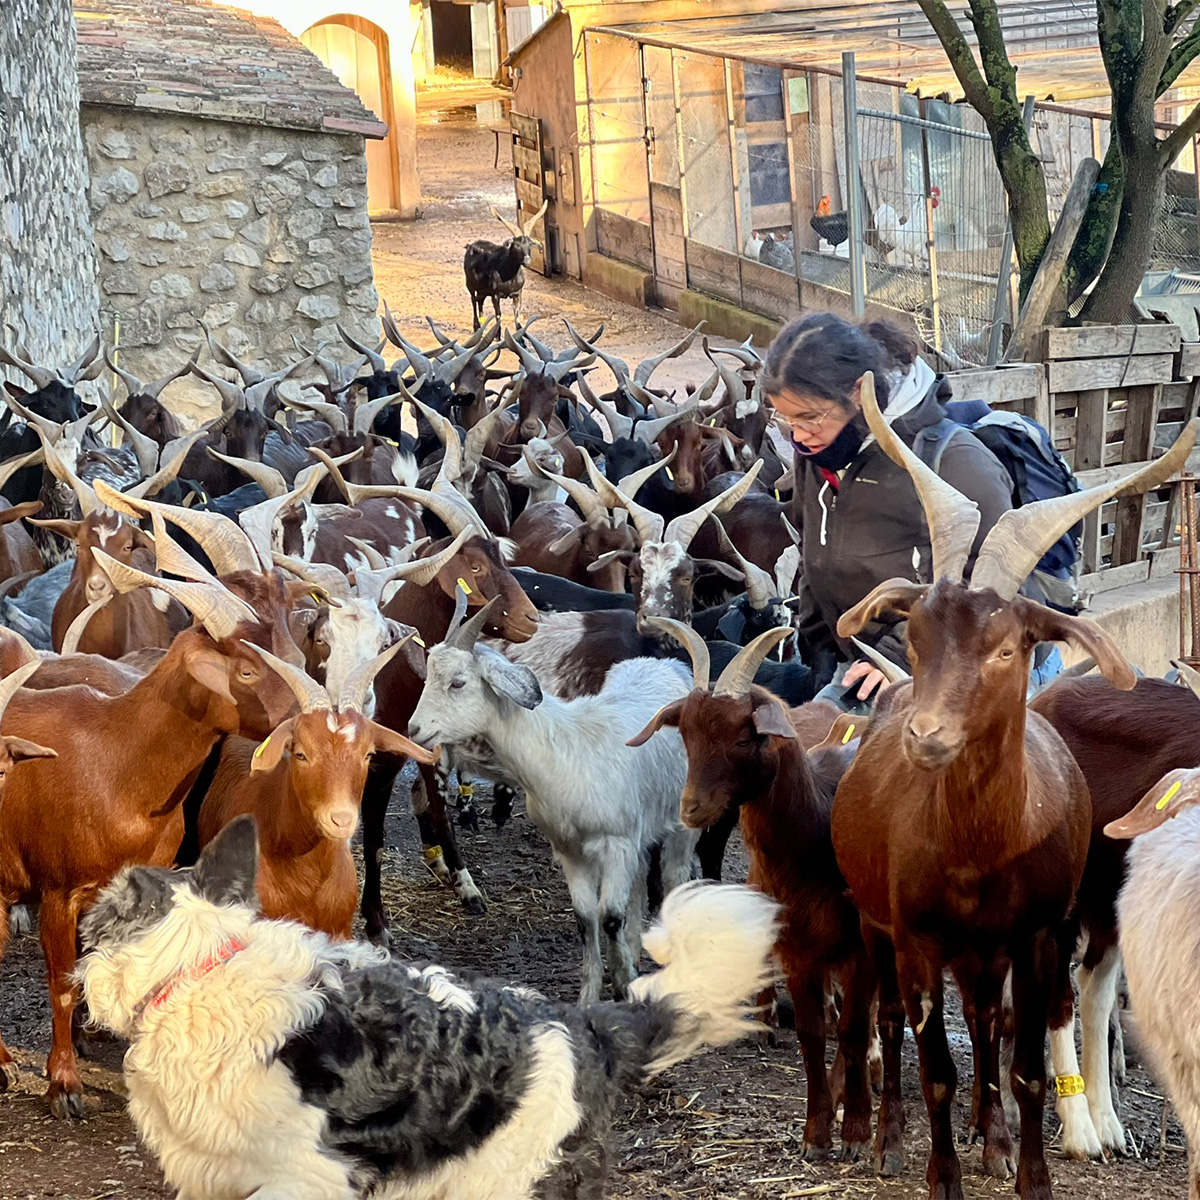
[841,51,866,317]
[988,95,1035,364]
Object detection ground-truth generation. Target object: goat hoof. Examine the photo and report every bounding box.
[0,1060,18,1091]
[874,1148,905,1177]
[841,1140,869,1164]
[981,1145,1015,1179]
[801,1141,833,1163]
[456,804,480,832]
[460,893,487,916]
[47,1086,84,1120]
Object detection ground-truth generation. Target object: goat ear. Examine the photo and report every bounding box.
[132,527,157,555]
[587,549,636,573]
[547,527,584,555]
[185,647,236,705]
[250,719,294,773]
[370,722,438,765]
[1104,766,1200,839]
[808,711,866,752]
[752,696,797,739]
[837,579,928,639]
[0,501,43,526]
[27,518,82,542]
[626,699,684,747]
[476,646,542,709]
[193,814,260,909]
[2,736,57,762]
[692,558,745,581]
[1015,601,1135,691]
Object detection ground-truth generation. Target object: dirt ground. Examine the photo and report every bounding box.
[0,88,1190,1200]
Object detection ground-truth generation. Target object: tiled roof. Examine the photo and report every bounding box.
[74,1,387,138]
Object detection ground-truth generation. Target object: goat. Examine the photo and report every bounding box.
[79,816,778,1200]
[1102,765,1200,1199]
[630,619,873,1160]
[0,563,300,1118]
[0,498,43,580]
[196,640,436,939]
[464,200,549,328]
[1030,670,1200,1156]
[410,595,698,1003]
[828,375,1195,1196]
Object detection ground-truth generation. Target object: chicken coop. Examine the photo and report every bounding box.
[568,5,1200,367]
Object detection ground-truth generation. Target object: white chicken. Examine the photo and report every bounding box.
[873,197,929,270]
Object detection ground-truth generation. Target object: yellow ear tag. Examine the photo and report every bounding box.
[254,735,270,759]
[665,466,674,481]
[841,723,855,745]
[457,577,473,595]
[310,591,323,605]
[774,489,781,501]
[1157,779,1183,811]
[708,417,717,427]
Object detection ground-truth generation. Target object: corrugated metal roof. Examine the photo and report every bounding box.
[590,1,1197,102]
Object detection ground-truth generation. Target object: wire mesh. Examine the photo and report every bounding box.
[585,32,650,223]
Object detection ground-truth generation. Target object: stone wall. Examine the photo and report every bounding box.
[82,107,381,422]
[0,0,100,371]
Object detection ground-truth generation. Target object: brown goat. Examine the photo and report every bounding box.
[0,566,299,1119]
[828,376,1195,1198]
[35,511,177,657]
[0,499,44,580]
[630,621,873,1160]
[509,501,635,592]
[196,641,436,939]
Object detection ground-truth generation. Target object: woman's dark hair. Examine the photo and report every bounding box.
[762,313,919,411]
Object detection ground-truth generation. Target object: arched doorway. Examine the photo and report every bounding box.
[301,15,400,213]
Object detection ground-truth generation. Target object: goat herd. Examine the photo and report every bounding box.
[0,310,1196,1200]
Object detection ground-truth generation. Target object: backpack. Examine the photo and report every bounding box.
[913,399,1086,614]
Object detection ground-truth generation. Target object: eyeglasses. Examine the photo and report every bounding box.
[771,405,838,436]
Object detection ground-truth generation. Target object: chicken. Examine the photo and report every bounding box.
[810,195,849,248]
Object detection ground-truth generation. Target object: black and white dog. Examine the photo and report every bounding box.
[78,817,779,1199]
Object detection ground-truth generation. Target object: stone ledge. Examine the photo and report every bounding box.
[583,256,651,309]
[677,290,781,347]
[1067,572,1181,676]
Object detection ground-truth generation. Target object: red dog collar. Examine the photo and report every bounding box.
[131,938,246,1026]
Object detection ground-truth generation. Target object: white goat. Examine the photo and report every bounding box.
[409,596,698,1005]
[1105,768,1200,1187]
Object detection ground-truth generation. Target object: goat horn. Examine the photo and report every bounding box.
[714,518,774,610]
[381,527,472,588]
[5,390,65,442]
[616,445,676,500]
[61,333,105,385]
[338,636,414,714]
[305,445,363,504]
[581,453,665,544]
[31,426,99,517]
[1175,659,1200,703]
[642,616,710,691]
[0,342,57,390]
[860,371,981,585]
[446,593,500,651]
[244,640,332,713]
[142,506,219,584]
[190,360,248,411]
[390,485,490,539]
[781,513,800,545]
[0,658,46,720]
[462,405,507,477]
[345,534,389,571]
[0,624,41,667]
[337,323,387,374]
[520,199,549,239]
[712,626,793,697]
[288,392,349,434]
[575,372,633,440]
[207,448,288,499]
[413,398,463,483]
[972,418,1200,601]
[850,637,911,684]
[103,347,144,400]
[490,204,523,239]
[144,347,202,400]
[563,318,630,384]
[635,323,704,387]
[633,404,701,446]
[663,460,763,552]
[244,352,315,414]
[692,367,722,408]
[704,339,749,412]
[93,549,257,640]
[353,389,407,437]
[198,320,264,386]
[61,595,111,655]
[540,466,610,527]
[382,303,436,378]
[238,464,327,570]
[126,431,205,500]
[271,552,352,602]
[93,480,262,577]
[0,447,45,493]
[99,388,159,478]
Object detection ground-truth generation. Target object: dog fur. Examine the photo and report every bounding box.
[78,818,779,1200]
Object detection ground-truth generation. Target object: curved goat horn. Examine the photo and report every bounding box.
[5,390,66,442]
[445,593,500,650]
[244,641,332,713]
[93,549,258,640]
[238,465,328,570]
[100,388,159,478]
[337,323,386,375]
[859,371,981,585]
[663,460,764,552]
[190,360,248,411]
[704,338,749,412]
[712,626,793,697]
[971,417,1200,601]
[463,405,507,476]
[207,449,288,499]
[634,322,704,387]
[642,616,710,691]
[617,446,676,499]
[141,506,218,584]
[575,373,633,441]
[580,452,665,544]
[198,319,264,386]
[713,518,774,610]
[850,637,911,684]
[633,404,700,446]
[540,467,610,527]
[143,347,202,400]
[32,426,99,517]
[126,431,204,500]
[94,480,262,576]
[338,637,413,714]
[60,333,105,385]
[0,447,45,493]
[382,302,436,379]
[391,485,490,540]
[413,398,463,483]
[288,392,349,434]
[61,596,111,655]
[0,658,46,721]
[0,341,57,390]
[271,552,352,602]
[353,390,407,436]
[564,318,630,384]
[104,348,144,401]
[380,527,473,588]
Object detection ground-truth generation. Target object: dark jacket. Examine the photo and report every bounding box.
[791,375,1013,672]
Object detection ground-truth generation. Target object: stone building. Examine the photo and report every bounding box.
[75,0,388,420]
[1,0,100,371]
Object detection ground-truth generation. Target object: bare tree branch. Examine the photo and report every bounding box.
[1161,97,1200,162]
[1165,0,1200,35]
[915,0,995,117]
[1160,20,1200,89]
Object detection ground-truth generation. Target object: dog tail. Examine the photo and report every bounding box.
[588,881,779,1081]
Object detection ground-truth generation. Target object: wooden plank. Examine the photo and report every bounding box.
[1112,383,1161,565]
[513,144,541,176]
[948,363,1043,409]
[1075,388,1108,573]
[1045,325,1182,360]
[1151,544,1182,578]
[510,111,539,142]
[1179,342,1200,379]
[739,257,799,322]
[1048,354,1176,392]
[1079,559,1151,595]
[685,241,742,307]
[595,210,653,273]
[1075,444,1200,488]
[515,176,544,210]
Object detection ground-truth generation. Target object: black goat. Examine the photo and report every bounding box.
[464,201,548,329]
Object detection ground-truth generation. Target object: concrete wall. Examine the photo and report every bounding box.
[83,108,379,422]
[0,0,100,370]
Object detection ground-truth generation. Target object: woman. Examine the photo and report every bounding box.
[763,314,1014,709]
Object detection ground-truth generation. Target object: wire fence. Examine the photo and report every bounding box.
[583,30,1200,363]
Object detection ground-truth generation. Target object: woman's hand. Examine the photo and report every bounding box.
[843,659,886,700]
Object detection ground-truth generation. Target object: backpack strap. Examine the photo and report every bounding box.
[912,417,963,476]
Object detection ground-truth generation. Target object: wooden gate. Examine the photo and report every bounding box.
[510,110,548,275]
[642,44,685,307]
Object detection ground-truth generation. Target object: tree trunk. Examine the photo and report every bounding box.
[1063,136,1125,307]
[1079,142,1165,323]
[990,108,1051,303]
